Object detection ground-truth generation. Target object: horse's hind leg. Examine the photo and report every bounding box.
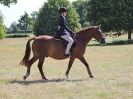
[78,56,93,78]
[37,57,48,80]
[23,57,38,80]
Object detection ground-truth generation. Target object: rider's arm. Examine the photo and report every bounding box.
[60,15,74,35]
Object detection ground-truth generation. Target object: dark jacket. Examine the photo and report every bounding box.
[56,15,74,36]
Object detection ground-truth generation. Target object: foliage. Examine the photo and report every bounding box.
[83,21,91,28]
[7,12,36,34]
[72,0,89,27]
[6,34,29,38]
[112,40,133,45]
[0,15,5,39]
[34,0,81,36]
[17,12,32,35]
[0,0,17,7]
[30,11,38,29]
[0,0,17,38]
[9,21,18,33]
[86,0,133,39]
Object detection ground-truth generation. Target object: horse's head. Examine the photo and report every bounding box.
[91,26,106,46]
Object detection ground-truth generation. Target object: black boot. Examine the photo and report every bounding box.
[65,52,71,57]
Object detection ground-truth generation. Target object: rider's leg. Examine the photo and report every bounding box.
[61,35,74,55]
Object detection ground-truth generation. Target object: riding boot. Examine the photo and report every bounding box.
[65,52,72,57]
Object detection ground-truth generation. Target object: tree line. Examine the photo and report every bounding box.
[0,0,133,39]
[7,12,37,36]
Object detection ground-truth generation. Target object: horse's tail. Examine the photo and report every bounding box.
[19,37,36,67]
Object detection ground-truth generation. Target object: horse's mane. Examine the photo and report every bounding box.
[76,26,96,34]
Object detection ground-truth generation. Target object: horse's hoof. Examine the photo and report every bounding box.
[45,78,48,80]
[90,75,94,78]
[65,74,69,79]
[23,76,27,80]
[42,77,48,80]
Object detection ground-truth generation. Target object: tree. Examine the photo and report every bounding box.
[0,0,17,7]
[0,13,5,39]
[86,0,113,31]
[34,0,81,36]
[10,21,18,33]
[17,12,32,35]
[86,0,133,40]
[30,11,38,30]
[72,0,89,27]
[122,0,133,40]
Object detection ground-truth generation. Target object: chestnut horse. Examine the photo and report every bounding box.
[20,26,106,80]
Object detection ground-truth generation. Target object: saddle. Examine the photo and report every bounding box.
[54,35,76,52]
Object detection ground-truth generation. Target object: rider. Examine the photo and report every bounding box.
[56,7,75,57]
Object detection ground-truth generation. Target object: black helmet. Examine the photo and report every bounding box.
[59,7,67,14]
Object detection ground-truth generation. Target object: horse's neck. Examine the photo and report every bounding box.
[76,31,93,45]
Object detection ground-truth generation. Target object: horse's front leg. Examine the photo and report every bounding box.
[65,57,75,79]
[78,56,93,78]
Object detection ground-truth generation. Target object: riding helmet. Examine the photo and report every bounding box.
[59,7,67,14]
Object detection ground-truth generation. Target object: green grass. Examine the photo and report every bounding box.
[0,36,133,99]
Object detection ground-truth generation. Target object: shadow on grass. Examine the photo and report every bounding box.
[88,39,133,47]
[9,78,89,85]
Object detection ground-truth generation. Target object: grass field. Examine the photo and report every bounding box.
[0,35,133,99]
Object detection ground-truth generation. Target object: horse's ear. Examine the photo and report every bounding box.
[96,25,101,30]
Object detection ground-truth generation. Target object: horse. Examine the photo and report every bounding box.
[19,26,106,80]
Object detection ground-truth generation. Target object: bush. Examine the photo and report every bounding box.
[0,16,6,39]
[112,40,133,45]
[0,24,6,39]
[6,34,29,38]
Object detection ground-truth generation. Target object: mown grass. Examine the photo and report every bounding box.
[0,35,133,99]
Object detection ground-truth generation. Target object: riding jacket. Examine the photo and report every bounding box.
[56,15,74,36]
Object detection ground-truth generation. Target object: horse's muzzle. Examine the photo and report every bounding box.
[100,38,106,46]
